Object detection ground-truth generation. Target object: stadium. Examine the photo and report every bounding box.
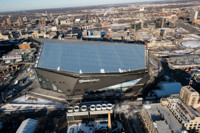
[34,39,148,96]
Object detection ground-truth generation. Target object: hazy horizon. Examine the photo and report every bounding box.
[0,0,171,12]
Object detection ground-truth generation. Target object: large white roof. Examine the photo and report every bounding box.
[154,82,182,98]
[16,118,38,133]
[37,41,146,73]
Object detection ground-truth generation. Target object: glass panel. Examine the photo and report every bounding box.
[38,42,146,73]
[35,71,63,93]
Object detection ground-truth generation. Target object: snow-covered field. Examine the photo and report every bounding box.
[11,95,62,105]
[0,103,63,113]
[182,40,200,48]
[67,121,122,133]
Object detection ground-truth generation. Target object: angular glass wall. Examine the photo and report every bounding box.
[35,71,63,93]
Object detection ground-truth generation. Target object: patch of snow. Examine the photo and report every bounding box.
[176,28,189,33]
[67,121,122,133]
[11,95,62,105]
[189,34,200,39]
[0,103,63,112]
[182,40,200,48]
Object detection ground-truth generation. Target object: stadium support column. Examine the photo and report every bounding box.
[108,110,112,132]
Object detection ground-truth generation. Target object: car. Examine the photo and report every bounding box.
[96,104,102,111]
[81,105,87,112]
[90,105,96,111]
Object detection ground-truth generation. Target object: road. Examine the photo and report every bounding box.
[176,20,200,35]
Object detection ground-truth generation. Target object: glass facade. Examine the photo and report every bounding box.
[35,71,63,93]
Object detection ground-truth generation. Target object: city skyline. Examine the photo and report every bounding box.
[1,0,167,12]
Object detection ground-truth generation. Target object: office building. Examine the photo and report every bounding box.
[180,86,199,106]
[6,17,11,26]
[167,86,200,132]
[167,55,200,69]
[141,103,183,133]
[190,11,199,22]
[18,42,31,49]
[18,17,24,27]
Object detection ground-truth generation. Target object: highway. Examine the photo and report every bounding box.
[176,20,200,35]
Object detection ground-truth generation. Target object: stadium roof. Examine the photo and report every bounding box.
[36,40,146,73]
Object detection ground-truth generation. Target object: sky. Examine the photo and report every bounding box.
[0,0,167,12]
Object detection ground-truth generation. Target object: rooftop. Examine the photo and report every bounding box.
[168,55,200,65]
[144,103,182,132]
[156,121,171,133]
[154,82,182,98]
[36,40,146,73]
[16,118,38,133]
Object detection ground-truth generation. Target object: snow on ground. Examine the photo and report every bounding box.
[115,103,131,114]
[189,34,200,39]
[176,28,189,33]
[67,121,122,133]
[11,94,62,105]
[0,103,63,112]
[173,49,193,53]
[182,40,200,48]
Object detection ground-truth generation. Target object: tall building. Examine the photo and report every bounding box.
[23,17,28,22]
[6,17,11,26]
[179,86,199,106]
[141,103,183,133]
[1,20,6,27]
[160,29,165,38]
[155,18,167,28]
[38,19,46,26]
[190,11,199,22]
[167,86,200,132]
[18,17,24,27]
